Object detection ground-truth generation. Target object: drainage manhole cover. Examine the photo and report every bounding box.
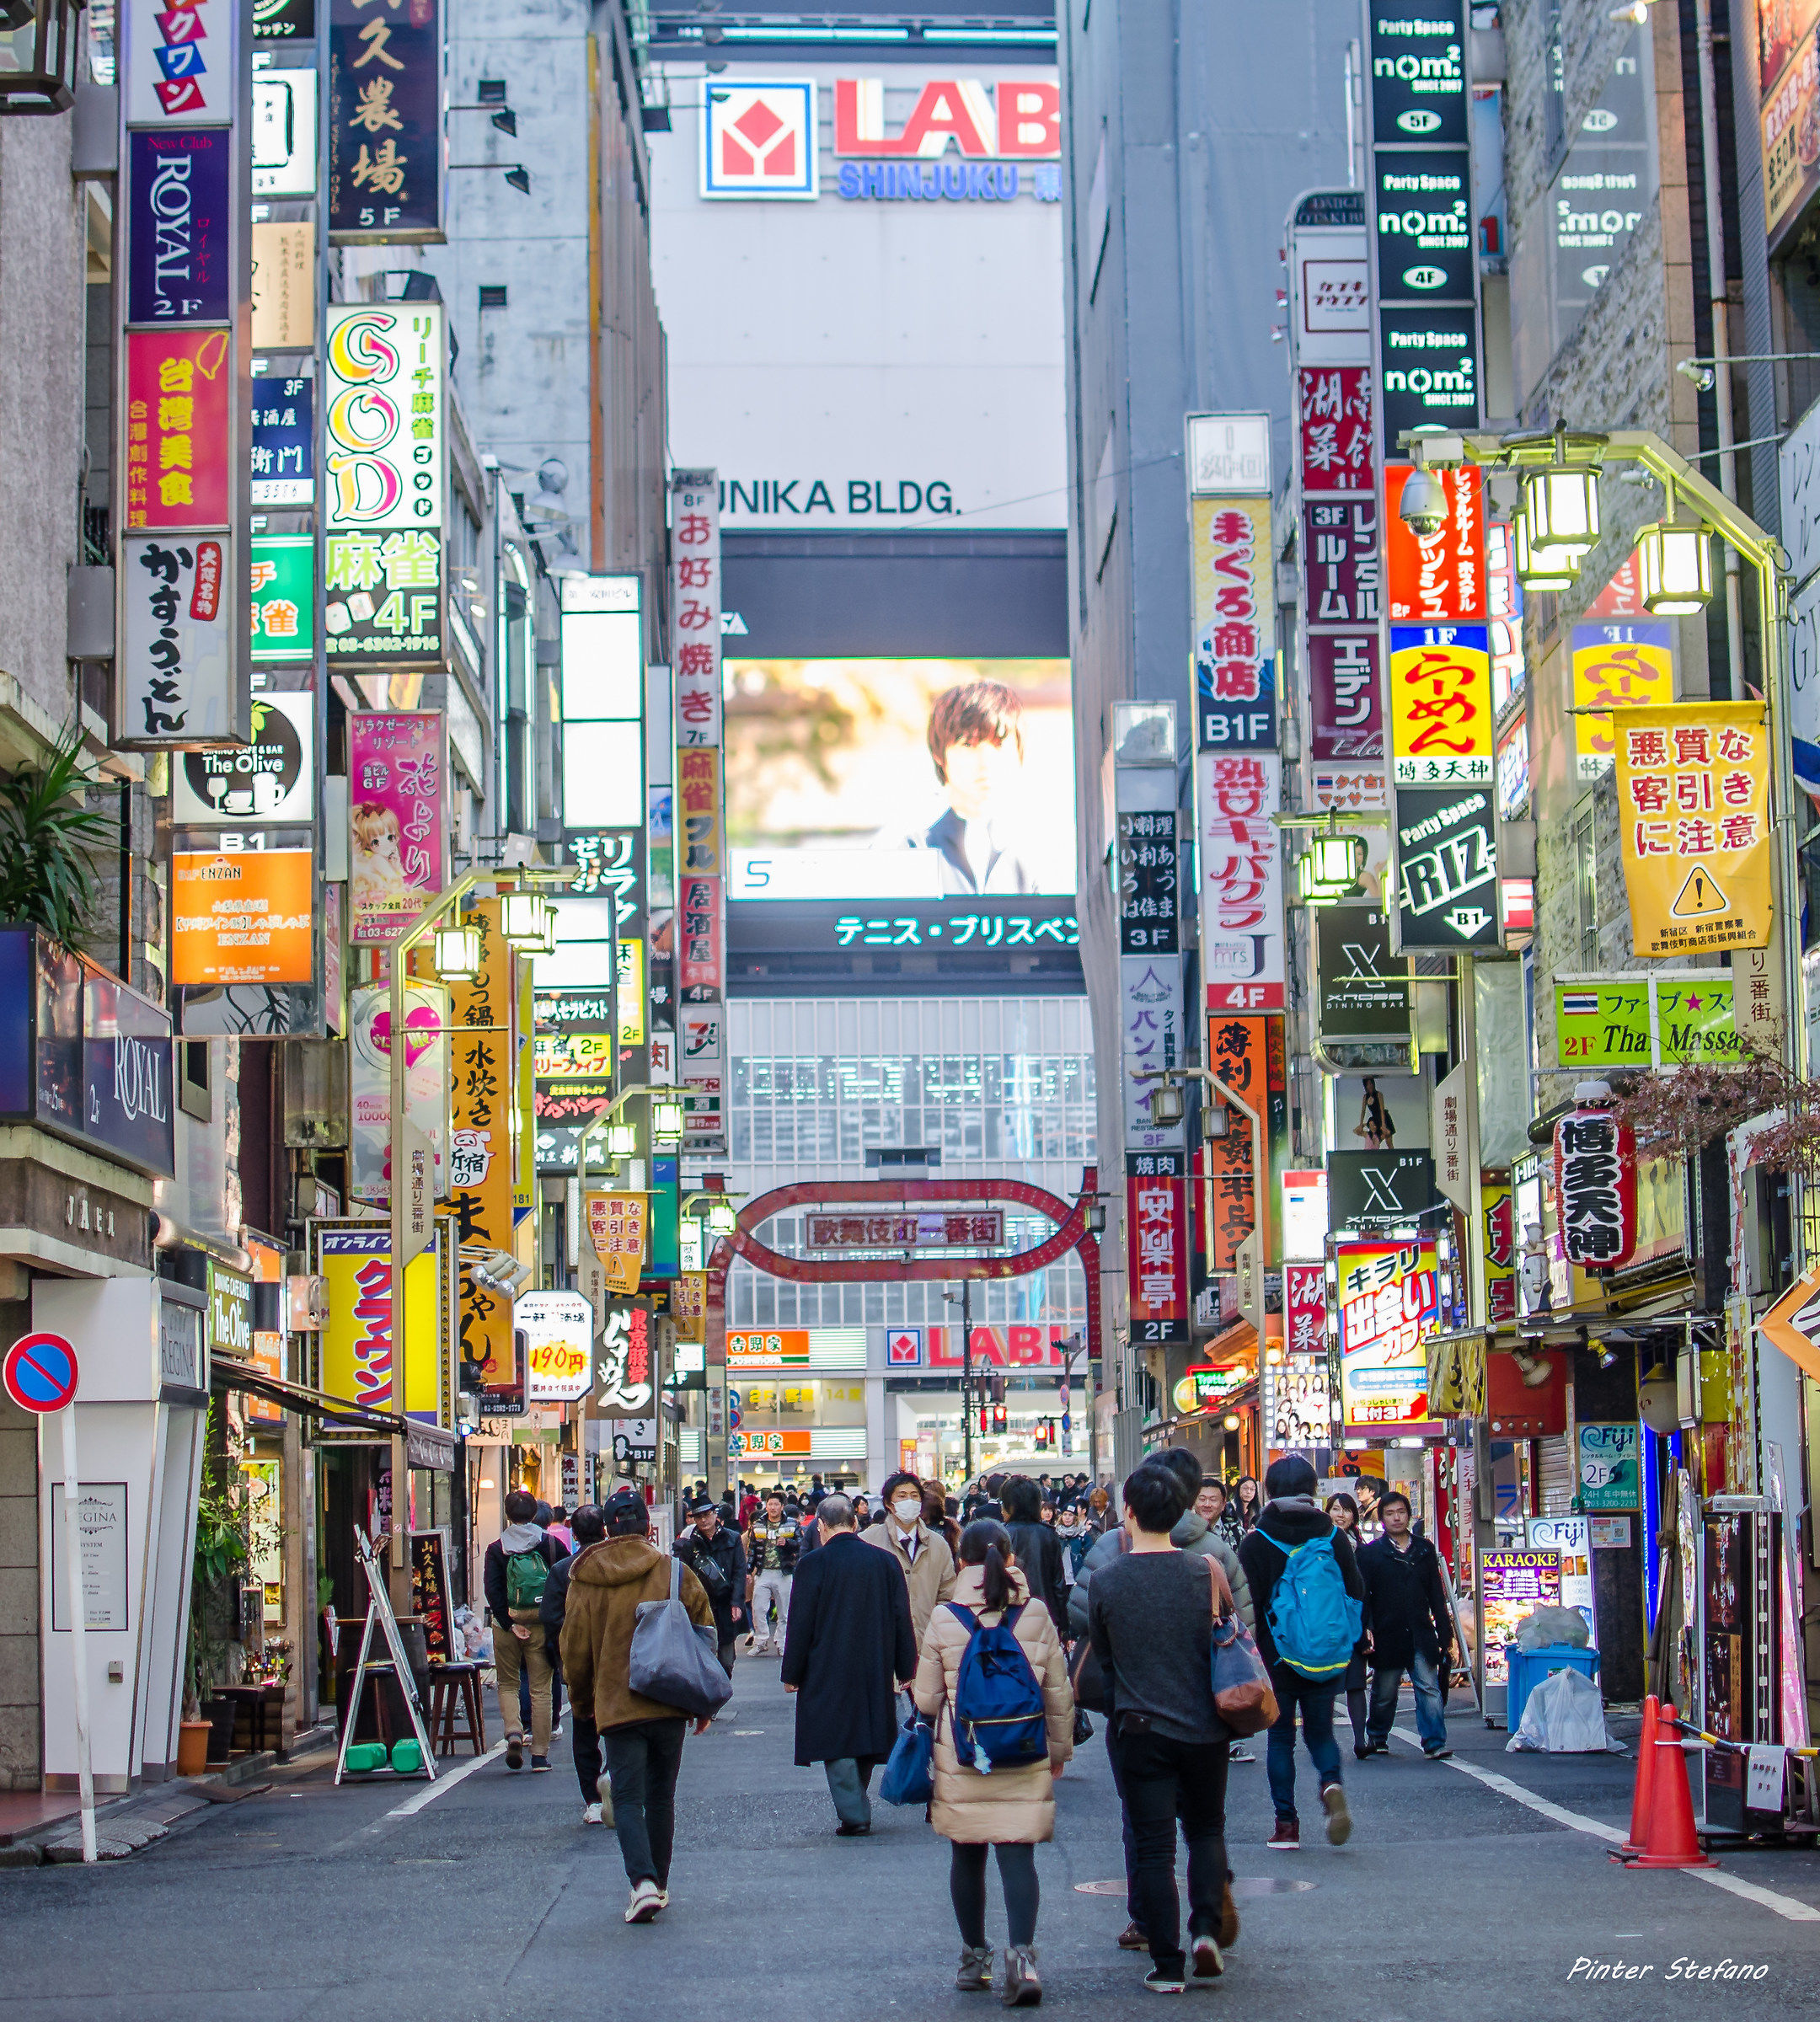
[1073,1877,1315,1896]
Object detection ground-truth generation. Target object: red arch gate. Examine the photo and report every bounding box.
[703,1164,1101,1495]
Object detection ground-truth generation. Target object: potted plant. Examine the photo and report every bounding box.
[182,1410,250,1768]
[0,721,119,945]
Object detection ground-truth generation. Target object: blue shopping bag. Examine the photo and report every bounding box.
[880,1711,935,1805]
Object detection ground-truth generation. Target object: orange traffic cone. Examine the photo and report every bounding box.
[1627,1709,1716,1869]
[1614,1695,1659,1859]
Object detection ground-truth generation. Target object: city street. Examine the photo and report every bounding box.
[5,1666,1820,2019]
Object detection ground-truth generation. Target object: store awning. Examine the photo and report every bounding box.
[210,1356,457,1470]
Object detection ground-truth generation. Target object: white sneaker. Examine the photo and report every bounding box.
[596,1773,614,1827]
[656,1888,670,1909]
[582,1801,603,1825]
[625,1880,662,1923]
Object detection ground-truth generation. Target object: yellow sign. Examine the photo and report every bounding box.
[448,901,517,1393]
[315,1225,445,1423]
[1388,625,1495,784]
[672,1270,707,1344]
[1570,621,1673,781]
[618,939,645,1046]
[586,1190,647,1295]
[514,957,535,1217]
[1614,703,1772,958]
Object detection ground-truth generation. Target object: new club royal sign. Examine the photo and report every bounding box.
[1552,1102,1637,1273]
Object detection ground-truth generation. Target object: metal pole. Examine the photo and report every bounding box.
[961,1277,974,1487]
[61,1405,95,1862]
[387,910,410,1617]
[1693,0,1746,697]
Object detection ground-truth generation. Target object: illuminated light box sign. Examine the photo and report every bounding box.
[728,897,1079,952]
[1336,1237,1438,1436]
[807,1212,1004,1249]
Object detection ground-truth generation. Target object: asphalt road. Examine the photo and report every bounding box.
[5,1661,1820,2019]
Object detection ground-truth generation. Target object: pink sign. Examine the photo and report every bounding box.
[350,711,446,945]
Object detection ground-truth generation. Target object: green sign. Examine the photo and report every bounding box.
[1555,978,1737,1069]
[1577,1420,1641,1511]
[249,535,315,662]
[206,1260,254,1356]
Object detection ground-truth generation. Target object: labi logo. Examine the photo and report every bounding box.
[1397,109,1441,134]
[1403,265,1448,289]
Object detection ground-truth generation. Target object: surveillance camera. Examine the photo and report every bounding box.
[1399,464,1448,538]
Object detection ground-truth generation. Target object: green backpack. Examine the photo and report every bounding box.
[506,1546,550,1609]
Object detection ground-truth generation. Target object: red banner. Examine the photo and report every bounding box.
[1298,366,1374,492]
[1127,1152,1187,1342]
[1384,463,1485,623]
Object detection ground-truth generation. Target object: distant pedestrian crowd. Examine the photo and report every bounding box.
[485,1451,1454,2001]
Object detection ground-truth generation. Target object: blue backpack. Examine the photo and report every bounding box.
[1257,1530,1362,1680]
[947,1602,1048,1773]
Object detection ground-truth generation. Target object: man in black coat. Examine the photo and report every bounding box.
[675,1497,748,1675]
[781,1492,917,1835]
[1001,1474,1068,1637]
[1356,1490,1454,1759]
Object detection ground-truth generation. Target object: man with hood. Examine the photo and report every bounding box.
[483,1488,568,1771]
[1237,1456,1366,1853]
[560,1488,716,1923]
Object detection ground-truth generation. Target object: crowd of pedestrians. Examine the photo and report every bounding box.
[479,1455,1454,1998]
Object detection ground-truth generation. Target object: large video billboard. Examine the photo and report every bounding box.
[725,657,1074,901]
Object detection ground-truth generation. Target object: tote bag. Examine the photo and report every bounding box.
[628,1556,734,1719]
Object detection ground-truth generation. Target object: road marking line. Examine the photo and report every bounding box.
[386,1740,506,1817]
[1389,1728,1820,1923]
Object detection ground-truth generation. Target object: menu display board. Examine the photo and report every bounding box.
[1480,1547,1561,1687]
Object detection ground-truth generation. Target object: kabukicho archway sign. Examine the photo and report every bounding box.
[702,1165,1101,1496]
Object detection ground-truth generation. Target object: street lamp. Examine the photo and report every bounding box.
[433,923,481,980]
[1147,1079,1186,1130]
[501,890,556,952]
[651,1096,686,1143]
[607,1122,637,1158]
[1511,510,1581,591]
[0,0,84,112]
[1636,518,1714,615]
[1519,457,1600,565]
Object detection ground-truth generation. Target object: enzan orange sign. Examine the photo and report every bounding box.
[1614,703,1772,958]
[171,848,314,985]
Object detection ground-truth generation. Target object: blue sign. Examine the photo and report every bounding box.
[3,1333,78,1415]
[836,161,1060,204]
[127,131,233,327]
[250,377,313,506]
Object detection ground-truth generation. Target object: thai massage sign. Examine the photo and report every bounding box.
[1553,1105,1637,1272]
[1614,703,1772,957]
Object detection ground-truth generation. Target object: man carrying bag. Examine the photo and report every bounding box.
[561,1488,720,1925]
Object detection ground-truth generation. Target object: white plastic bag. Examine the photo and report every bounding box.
[1506,1665,1625,1753]
[1516,1606,1590,1650]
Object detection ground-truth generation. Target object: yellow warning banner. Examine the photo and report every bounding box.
[1614,702,1773,958]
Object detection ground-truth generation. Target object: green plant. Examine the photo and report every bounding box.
[0,721,115,948]
[183,1404,250,1716]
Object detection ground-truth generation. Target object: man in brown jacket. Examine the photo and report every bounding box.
[559,1488,715,1923]
[864,1471,956,1645]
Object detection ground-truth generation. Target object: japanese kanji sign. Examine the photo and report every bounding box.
[1389,624,1493,784]
[677,747,724,877]
[348,710,446,944]
[1483,1177,1516,1324]
[679,874,725,996]
[1202,1014,1287,1272]
[250,375,313,506]
[1196,751,1285,1011]
[1121,954,1185,1148]
[1191,497,1277,749]
[1284,1263,1328,1358]
[672,471,723,746]
[449,901,517,1402]
[1614,703,1773,957]
[1570,622,1673,780]
[1553,1106,1637,1272]
[120,535,236,741]
[1384,464,1485,622]
[1117,809,1178,954]
[586,1191,649,1297]
[328,0,444,241]
[1336,1239,1437,1434]
[1298,366,1373,491]
[249,535,314,661]
[1307,632,1382,761]
[1303,500,1378,626]
[1127,1150,1187,1344]
[806,1212,1005,1249]
[126,328,233,530]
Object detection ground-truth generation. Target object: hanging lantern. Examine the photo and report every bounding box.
[0,0,85,115]
[650,1095,686,1142]
[433,923,481,980]
[1309,832,1367,891]
[500,890,556,951]
[1520,460,1600,559]
[1635,521,1713,615]
[1512,509,1582,591]
[1551,1103,1638,1272]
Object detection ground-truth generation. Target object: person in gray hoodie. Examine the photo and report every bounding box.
[482,1489,568,1770]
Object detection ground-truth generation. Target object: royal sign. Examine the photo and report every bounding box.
[1552,1107,1638,1272]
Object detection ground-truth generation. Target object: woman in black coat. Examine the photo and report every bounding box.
[1326,1494,1373,1758]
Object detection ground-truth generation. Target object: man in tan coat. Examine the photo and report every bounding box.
[863,1471,957,1645]
[560,1488,715,1924]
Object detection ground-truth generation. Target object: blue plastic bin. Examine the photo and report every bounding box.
[1503,1643,1599,1733]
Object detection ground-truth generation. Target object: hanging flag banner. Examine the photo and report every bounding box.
[1614,703,1773,957]
[586,1191,649,1296]
[1197,751,1285,1012]
[1127,1150,1188,1344]
[1553,1105,1638,1272]
[1388,623,1494,784]
[1191,498,1277,749]
[1570,622,1673,780]
[349,710,446,944]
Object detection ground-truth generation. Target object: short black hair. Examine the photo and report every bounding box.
[1264,1456,1318,1500]
[1154,1446,1203,1496]
[1122,1463,1187,1534]
[571,1505,607,1544]
[603,1488,649,1537]
[1001,1475,1042,1522]
[503,1488,538,1523]
[1378,1490,1412,1517]
[880,1472,921,1505]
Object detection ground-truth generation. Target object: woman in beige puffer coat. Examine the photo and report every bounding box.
[913,1521,1074,2008]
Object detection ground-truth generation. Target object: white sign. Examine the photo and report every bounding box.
[250,67,318,196]
[1525,1513,1595,1630]
[124,0,238,126]
[518,1291,595,1403]
[700,78,818,201]
[50,1484,130,1631]
[1186,412,1271,496]
[1747,1743,1787,1814]
[1120,953,1186,1149]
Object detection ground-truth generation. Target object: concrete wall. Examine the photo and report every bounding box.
[0,1305,41,1791]
[0,115,86,725]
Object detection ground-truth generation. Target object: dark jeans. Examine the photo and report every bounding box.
[1344,1689,1369,1752]
[1104,1717,1142,1927]
[950,1841,1040,1949]
[1266,1670,1342,1821]
[572,1714,602,1806]
[1119,1724,1230,1977]
[1367,1648,1448,1751]
[602,1717,688,1886]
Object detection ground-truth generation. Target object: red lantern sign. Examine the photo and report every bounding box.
[1551,1106,1637,1272]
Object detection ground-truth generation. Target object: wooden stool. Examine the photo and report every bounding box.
[428,1662,487,1757]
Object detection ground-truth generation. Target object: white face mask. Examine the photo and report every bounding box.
[892,1499,923,1525]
